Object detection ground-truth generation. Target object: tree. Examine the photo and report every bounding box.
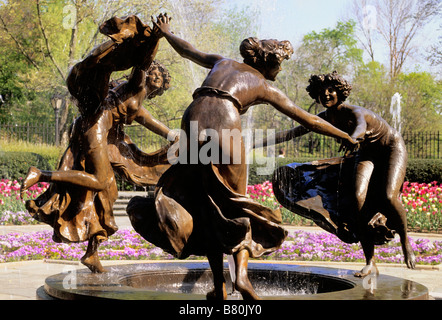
[0,0,167,132]
[397,71,442,132]
[427,23,442,76]
[293,20,363,79]
[351,0,442,79]
[351,61,393,119]
[351,61,442,133]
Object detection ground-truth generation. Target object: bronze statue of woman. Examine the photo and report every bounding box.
[127,14,358,300]
[20,15,174,273]
[261,71,416,277]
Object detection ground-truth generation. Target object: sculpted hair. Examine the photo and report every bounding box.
[146,60,171,98]
[306,71,352,104]
[240,37,262,67]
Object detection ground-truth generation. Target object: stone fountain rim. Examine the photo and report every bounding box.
[40,261,429,300]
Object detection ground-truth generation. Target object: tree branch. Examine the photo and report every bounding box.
[36,0,66,82]
[0,14,40,70]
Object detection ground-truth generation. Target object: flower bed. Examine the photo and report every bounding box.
[0,179,441,265]
[1,229,441,265]
[0,178,49,225]
[2,179,441,232]
[247,181,442,233]
[265,230,442,265]
[402,181,442,232]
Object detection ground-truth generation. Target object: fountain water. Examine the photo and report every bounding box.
[390,92,402,133]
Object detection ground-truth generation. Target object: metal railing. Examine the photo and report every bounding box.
[1,122,440,159]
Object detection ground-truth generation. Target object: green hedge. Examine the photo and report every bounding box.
[1,151,440,185]
[248,157,442,185]
[405,159,442,183]
[0,151,57,180]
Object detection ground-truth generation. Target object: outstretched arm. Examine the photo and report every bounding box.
[253,126,310,149]
[126,32,161,93]
[153,13,223,69]
[253,111,329,148]
[264,85,357,147]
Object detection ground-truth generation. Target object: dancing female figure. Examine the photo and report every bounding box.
[259,71,416,277]
[127,14,357,300]
[21,15,174,273]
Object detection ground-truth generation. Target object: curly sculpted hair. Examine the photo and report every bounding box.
[146,60,171,99]
[306,71,352,104]
[109,60,171,99]
[239,37,293,68]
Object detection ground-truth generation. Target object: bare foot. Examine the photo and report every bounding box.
[354,262,378,278]
[402,240,416,269]
[20,167,41,199]
[206,283,227,300]
[81,252,106,273]
[236,276,261,300]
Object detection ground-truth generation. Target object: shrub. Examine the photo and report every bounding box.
[0,152,56,180]
[0,140,62,176]
[405,159,442,183]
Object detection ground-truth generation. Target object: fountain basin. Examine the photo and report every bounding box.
[38,261,429,300]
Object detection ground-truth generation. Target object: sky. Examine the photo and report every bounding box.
[225,0,354,42]
[224,0,441,74]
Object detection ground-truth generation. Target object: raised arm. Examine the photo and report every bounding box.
[126,32,161,93]
[153,13,223,69]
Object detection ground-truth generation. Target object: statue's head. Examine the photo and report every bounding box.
[145,61,171,99]
[306,71,352,108]
[240,37,294,81]
[108,61,171,99]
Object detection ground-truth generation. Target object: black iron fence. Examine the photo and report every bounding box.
[0,122,57,145]
[0,122,441,159]
[271,131,441,160]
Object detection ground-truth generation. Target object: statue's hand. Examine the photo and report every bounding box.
[339,136,359,156]
[151,13,172,37]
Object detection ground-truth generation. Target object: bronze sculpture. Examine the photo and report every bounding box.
[127,14,358,300]
[266,71,416,277]
[20,15,174,273]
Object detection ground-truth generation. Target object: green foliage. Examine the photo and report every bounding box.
[296,20,363,77]
[0,152,55,180]
[405,159,442,183]
[397,72,442,132]
[0,139,62,179]
[351,61,392,119]
[348,62,442,132]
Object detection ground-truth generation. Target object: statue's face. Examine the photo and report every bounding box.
[146,68,164,91]
[319,86,339,108]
